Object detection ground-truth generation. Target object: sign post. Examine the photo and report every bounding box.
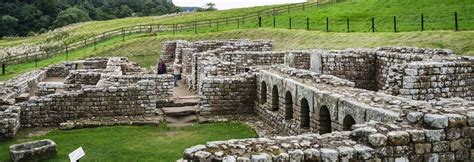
[69,147,85,162]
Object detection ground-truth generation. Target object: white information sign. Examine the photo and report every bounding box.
[69,147,85,162]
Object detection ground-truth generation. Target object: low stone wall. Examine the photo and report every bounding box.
[64,70,103,90]
[199,73,256,115]
[161,41,177,62]
[285,51,311,70]
[0,105,20,140]
[384,61,473,100]
[9,139,57,162]
[183,114,474,161]
[315,50,378,90]
[36,82,65,96]
[220,51,285,67]
[20,80,157,127]
[46,63,75,77]
[100,74,173,98]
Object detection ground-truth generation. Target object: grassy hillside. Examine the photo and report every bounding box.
[1,28,472,81]
[3,0,473,48]
[0,4,280,47]
[267,0,474,32]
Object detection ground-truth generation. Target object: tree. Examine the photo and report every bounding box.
[197,2,217,12]
[118,5,133,18]
[0,15,18,37]
[53,7,91,28]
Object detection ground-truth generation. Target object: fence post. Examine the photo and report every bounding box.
[259,17,262,28]
[2,63,5,75]
[84,38,87,46]
[194,21,197,34]
[122,27,125,41]
[421,14,424,31]
[289,17,292,29]
[454,12,458,31]
[226,18,229,25]
[217,21,219,31]
[173,24,176,35]
[346,18,350,32]
[371,17,375,32]
[326,17,329,32]
[35,54,38,67]
[65,45,69,60]
[273,17,276,28]
[94,38,97,50]
[237,19,240,29]
[394,16,397,33]
[307,17,310,30]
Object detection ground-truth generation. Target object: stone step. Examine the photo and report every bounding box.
[164,115,198,127]
[162,106,197,117]
[165,96,200,107]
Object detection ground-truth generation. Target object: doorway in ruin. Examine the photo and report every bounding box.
[300,98,310,129]
[343,115,356,131]
[260,82,267,104]
[271,85,279,111]
[284,91,293,120]
[319,106,331,134]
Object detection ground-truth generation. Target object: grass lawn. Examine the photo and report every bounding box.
[1,28,473,82]
[0,122,257,161]
[268,0,474,32]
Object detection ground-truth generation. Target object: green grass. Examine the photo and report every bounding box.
[2,28,472,82]
[266,0,474,32]
[0,4,280,47]
[0,123,257,161]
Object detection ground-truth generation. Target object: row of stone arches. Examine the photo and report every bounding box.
[260,81,356,134]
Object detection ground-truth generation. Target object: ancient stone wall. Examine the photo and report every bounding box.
[316,50,378,90]
[285,51,311,70]
[100,74,173,98]
[20,80,157,127]
[161,41,177,62]
[384,61,473,100]
[183,114,474,161]
[64,70,103,90]
[199,73,256,115]
[0,105,20,140]
[36,82,65,96]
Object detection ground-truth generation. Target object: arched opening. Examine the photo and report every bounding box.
[300,98,310,129]
[343,115,356,131]
[284,91,293,120]
[271,85,279,111]
[319,106,332,134]
[260,82,267,104]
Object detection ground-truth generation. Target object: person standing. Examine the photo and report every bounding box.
[157,59,167,74]
[173,60,182,87]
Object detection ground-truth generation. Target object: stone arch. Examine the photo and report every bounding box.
[284,91,293,120]
[271,85,279,111]
[343,115,356,131]
[300,98,310,129]
[260,81,267,104]
[319,106,332,134]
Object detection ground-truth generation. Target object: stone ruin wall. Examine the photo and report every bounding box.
[199,73,256,115]
[183,114,474,161]
[0,105,20,140]
[20,80,157,127]
[309,47,472,101]
[0,57,173,139]
[167,40,474,161]
[385,61,473,101]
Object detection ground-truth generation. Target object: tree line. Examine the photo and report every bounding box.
[0,0,181,37]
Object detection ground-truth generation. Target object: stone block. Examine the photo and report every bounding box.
[424,114,448,129]
[387,131,410,146]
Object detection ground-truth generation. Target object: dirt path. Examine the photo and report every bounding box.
[173,80,195,97]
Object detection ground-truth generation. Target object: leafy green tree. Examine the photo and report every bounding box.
[118,5,133,18]
[15,4,44,36]
[53,7,91,28]
[0,15,18,37]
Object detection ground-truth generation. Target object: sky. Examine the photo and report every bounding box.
[173,0,307,10]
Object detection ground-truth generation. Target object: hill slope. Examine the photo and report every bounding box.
[1,28,472,81]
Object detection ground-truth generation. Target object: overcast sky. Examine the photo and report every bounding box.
[173,0,307,10]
